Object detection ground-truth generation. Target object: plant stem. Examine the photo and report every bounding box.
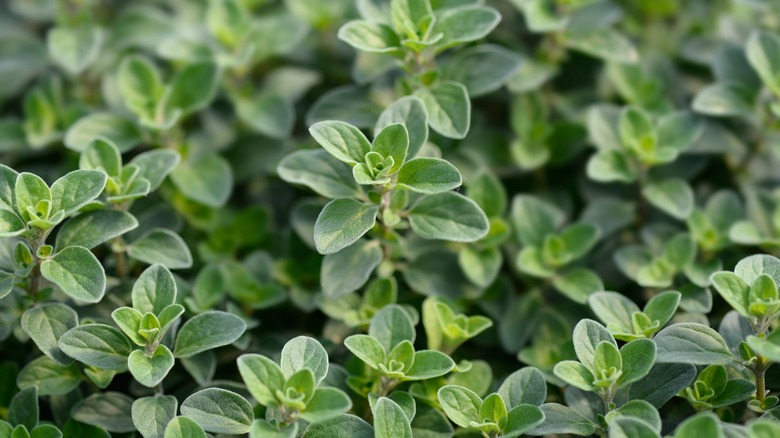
[113,236,128,280]
[754,354,767,404]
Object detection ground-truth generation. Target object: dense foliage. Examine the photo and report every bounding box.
[2,0,780,437]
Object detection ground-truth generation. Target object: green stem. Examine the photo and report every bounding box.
[754,354,767,404]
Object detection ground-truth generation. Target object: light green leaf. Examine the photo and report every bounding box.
[47,23,103,75]
[237,353,286,407]
[396,158,462,194]
[565,29,638,64]
[173,311,246,358]
[529,403,596,436]
[15,172,51,221]
[132,264,177,315]
[442,44,523,97]
[235,92,294,140]
[586,150,637,183]
[458,246,502,288]
[281,335,329,385]
[313,198,378,255]
[181,388,254,435]
[17,355,81,396]
[337,21,401,54]
[553,268,603,304]
[277,150,360,199]
[132,396,177,438]
[654,323,734,365]
[553,361,595,391]
[0,209,25,237]
[434,6,501,51]
[300,414,373,438]
[130,149,181,191]
[127,228,193,269]
[170,154,232,207]
[64,112,141,153]
[572,319,617,372]
[321,239,383,298]
[21,303,78,365]
[41,246,106,303]
[692,83,756,117]
[371,123,408,174]
[298,388,353,424]
[309,120,372,165]
[673,412,723,438]
[373,397,412,438]
[369,305,416,352]
[619,339,656,387]
[498,367,547,408]
[50,170,107,216]
[409,192,488,242]
[111,307,145,346]
[404,350,455,380]
[504,404,545,438]
[72,392,135,433]
[58,324,132,371]
[163,62,220,116]
[642,178,694,220]
[128,345,175,388]
[510,195,564,246]
[746,31,780,95]
[437,385,481,428]
[344,334,386,369]
[55,210,138,250]
[164,417,207,438]
[375,96,428,159]
[415,81,470,139]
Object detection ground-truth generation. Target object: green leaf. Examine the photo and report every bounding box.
[111,307,145,346]
[17,356,81,396]
[553,361,595,391]
[71,392,135,433]
[58,324,132,371]
[79,137,122,179]
[237,353,286,407]
[404,350,455,380]
[0,164,19,211]
[127,228,193,269]
[181,388,254,435]
[607,416,659,438]
[298,388,353,424]
[337,21,401,54]
[344,334,386,369]
[673,412,723,438]
[173,311,246,358]
[249,420,298,438]
[692,83,756,117]
[375,96,428,159]
[50,170,107,216]
[437,385,481,428]
[321,239,383,298]
[41,246,106,303]
[313,198,378,255]
[503,404,545,438]
[734,254,780,286]
[369,305,416,352]
[434,6,501,51]
[459,246,502,288]
[628,363,697,408]
[281,336,329,385]
[15,172,51,221]
[132,395,177,438]
[236,92,294,140]
[55,210,138,250]
[553,268,603,304]
[572,319,617,372]
[396,158,462,194]
[132,264,177,315]
[644,291,681,328]
[9,387,38,430]
[309,120,372,165]
[47,23,103,75]
[128,345,175,388]
[130,149,180,191]
[619,339,656,387]
[415,81,470,139]
[163,62,220,116]
[21,303,78,365]
[565,29,638,64]
[510,195,564,246]
[586,150,637,183]
[442,45,523,97]
[373,397,412,438]
[300,414,373,438]
[64,112,141,153]
[277,150,361,199]
[117,54,163,121]
[498,367,547,408]
[164,417,207,438]
[408,192,488,242]
[371,123,408,175]
[170,154,232,208]
[0,209,25,237]
[642,178,694,220]
[530,403,596,436]
[654,323,734,365]
[746,31,780,95]
[480,393,507,426]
